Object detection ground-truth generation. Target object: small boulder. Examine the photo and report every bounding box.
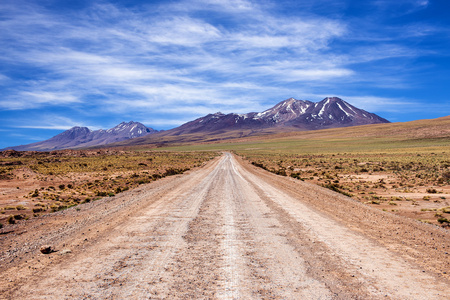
[40,245,54,254]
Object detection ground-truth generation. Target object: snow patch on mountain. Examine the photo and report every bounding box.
[4,121,157,151]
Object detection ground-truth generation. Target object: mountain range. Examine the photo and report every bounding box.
[4,121,157,151]
[4,97,389,151]
[168,97,388,136]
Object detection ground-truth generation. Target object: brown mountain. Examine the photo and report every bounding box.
[164,97,389,135]
[4,121,157,151]
[3,97,389,151]
[163,97,388,136]
[112,97,389,148]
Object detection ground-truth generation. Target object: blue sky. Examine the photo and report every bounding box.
[1,0,450,148]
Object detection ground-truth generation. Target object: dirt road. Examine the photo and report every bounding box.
[1,153,449,299]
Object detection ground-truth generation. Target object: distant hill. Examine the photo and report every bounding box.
[4,121,157,151]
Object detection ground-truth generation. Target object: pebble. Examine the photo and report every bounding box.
[40,245,53,254]
[59,249,72,255]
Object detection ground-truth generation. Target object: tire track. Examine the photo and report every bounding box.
[2,153,449,299]
[234,154,450,299]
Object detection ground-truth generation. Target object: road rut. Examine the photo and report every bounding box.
[1,153,449,299]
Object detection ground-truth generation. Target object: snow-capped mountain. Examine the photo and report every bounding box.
[284,97,389,129]
[5,121,157,151]
[253,98,314,124]
[167,97,389,135]
[3,97,389,151]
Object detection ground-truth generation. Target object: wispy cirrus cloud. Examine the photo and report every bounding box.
[0,0,357,115]
[0,91,81,110]
[372,0,430,15]
[8,114,99,130]
[0,0,447,147]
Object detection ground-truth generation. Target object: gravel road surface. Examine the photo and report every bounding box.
[1,153,449,299]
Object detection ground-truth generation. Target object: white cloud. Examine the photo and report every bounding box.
[0,0,445,131]
[140,118,190,127]
[0,0,354,115]
[285,69,355,81]
[338,95,416,112]
[0,91,81,110]
[372,0,430,16]
[10,115,97,130]
[148,17,222,46]
[168,0,259,14]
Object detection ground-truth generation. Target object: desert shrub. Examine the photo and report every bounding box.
[251,162,267,170]
[163,168,184,176]
[274,169,287,176]
[426,188,437,193]
[418,219,432,224]
[290,173,302,180]
[50,204,67,212]
[366,200,380,205]
[322,183,353,197]
[437,217,449,224]
[151,174,162,180]
[58,184,65,190]
[15,205,27,210]
[7,215,15,224]
[0,223,3,229]
[32,207,44,213]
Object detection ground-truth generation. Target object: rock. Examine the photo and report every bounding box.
[40,245,53,254]
[59,249,72,255]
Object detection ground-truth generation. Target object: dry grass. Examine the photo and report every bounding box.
[2,116,449,229]
[0,149,218,227]
[159,117,450,229]
[236,150,450,228]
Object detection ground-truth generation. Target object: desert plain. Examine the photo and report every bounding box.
[1,117,450,299]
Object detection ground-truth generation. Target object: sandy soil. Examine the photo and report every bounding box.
[0,153,449,299]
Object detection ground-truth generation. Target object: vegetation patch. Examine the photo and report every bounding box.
[0,149,218,226]
[231,141,449,228]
